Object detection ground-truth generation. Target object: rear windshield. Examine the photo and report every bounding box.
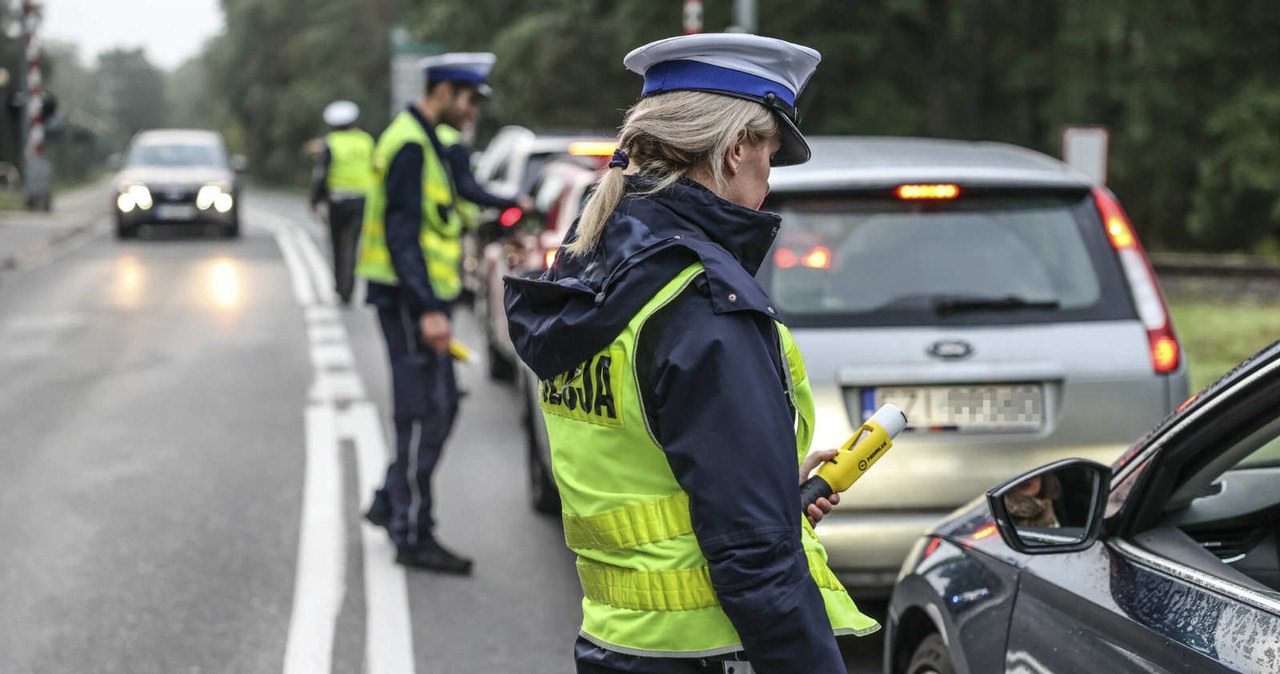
[760,191,1135,327]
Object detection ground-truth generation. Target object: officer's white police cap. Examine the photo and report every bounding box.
[323,100,359,127]
[419,52,497,88]
[624,33,821,166]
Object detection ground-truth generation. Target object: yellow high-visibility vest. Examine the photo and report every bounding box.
[541,262,879,657]
[324,128,375,196]
[355,111,462,301]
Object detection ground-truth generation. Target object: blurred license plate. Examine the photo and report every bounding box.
[155,204,196,221]
[862,384,1044,433]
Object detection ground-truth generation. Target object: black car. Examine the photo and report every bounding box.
[113,129,247,239]
[887,340,1280,674]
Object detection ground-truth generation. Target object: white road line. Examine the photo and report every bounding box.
[343,401,416,674]
[294,228,337,307]
[263,207,416,674]
[258,214,317,306]
[283,404,347,674]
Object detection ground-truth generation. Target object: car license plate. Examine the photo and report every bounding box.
[155,204,196,221]
[862,384,1044,433]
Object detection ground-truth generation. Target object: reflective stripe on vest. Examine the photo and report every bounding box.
[355,111,463,300]
[577,547,850,612]
[541,262,879,657]
[325,129,376,195]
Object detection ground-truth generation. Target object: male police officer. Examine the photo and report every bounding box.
[355,53,496,574]
[311,100,375,304]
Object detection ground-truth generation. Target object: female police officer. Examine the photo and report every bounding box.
[505,34,879,673]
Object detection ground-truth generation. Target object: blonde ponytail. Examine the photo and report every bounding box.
[565,91,778,257]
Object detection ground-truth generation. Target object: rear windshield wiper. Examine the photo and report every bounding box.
[933,295,1061,316]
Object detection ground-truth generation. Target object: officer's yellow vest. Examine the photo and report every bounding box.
[325,129,375,196]
[540,263,879,657]
[435,124,481,231]
[355,111,463,301]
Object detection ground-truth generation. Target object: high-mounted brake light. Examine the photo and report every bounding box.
[568,141,617,157]
[896,184,960,200]
[1093,187,1181,374]
[499,207,523,227]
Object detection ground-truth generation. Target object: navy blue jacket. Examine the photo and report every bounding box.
[504,176,846,674]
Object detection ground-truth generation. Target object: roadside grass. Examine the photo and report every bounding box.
[1169,299,1280,392]
[0,190,22,211]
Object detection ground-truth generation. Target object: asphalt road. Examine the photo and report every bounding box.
[0,189,883,674]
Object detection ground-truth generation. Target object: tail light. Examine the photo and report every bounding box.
[802,245,831,269]
[774,246,830,270]
[1094,187,1180,374]
[499,207,523,228]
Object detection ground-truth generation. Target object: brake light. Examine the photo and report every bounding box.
[802,245,831,269]
[499,207,523,227]
[775,246,831,269]
[545,248,558,269]
[896,183,960,200]
[1093,187,1181,374]
[568,141,617,157]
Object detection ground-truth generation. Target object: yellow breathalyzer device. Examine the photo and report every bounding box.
[448,340,473,363]
[800,404,908,511]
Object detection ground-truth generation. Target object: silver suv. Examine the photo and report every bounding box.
[765,137,1190,591]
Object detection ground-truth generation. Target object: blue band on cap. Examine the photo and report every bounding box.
[425,67,487,84]
[641,60,795,107]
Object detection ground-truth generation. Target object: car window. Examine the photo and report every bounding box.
[1237,435,1280,470]
[534,172,567,213]
[128,142,225,168]
[519,153,555,195]
[760,192,1135,327]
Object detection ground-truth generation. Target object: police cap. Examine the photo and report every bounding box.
[623,33,821,166]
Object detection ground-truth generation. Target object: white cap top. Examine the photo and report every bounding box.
[869,404,908,438]
[623,33,820,105]
[418,52,497,85]
[323,100,359,127]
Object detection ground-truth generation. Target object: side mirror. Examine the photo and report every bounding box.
[986,458,1111,555]
[230,155,249,172]
[107,153,123,170]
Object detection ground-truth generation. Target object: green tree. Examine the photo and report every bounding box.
[95,48,169,152]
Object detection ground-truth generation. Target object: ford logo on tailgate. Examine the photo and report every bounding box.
[928,339,973,360]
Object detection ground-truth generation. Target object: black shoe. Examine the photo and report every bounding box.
[395,543,473,575]
[364,495,391,528]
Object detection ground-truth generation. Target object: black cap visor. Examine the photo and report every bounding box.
[770,108,810,167]
[641,88,812,166]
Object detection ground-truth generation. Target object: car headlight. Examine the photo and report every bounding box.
[197,184,235,213]
[119,184,152,210]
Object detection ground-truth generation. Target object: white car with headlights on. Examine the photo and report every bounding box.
[113,129,246,239]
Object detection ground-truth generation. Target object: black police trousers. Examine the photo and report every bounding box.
[372,301,459,551]
[326,196,364,304]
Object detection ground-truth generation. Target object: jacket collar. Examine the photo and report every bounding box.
[641,176,781,277]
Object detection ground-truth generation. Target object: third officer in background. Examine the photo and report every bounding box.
[311,100,375,305]
[355,53,497,574]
